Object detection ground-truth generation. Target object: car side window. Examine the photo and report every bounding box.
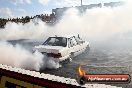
[75,36,84,44]
[69,37,77,47]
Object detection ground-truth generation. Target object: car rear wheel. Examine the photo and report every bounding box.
[60,53,74,65]
[69,52,74,62]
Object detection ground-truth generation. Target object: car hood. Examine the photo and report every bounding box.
[34,45,64,54]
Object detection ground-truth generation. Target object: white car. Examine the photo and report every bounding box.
[34,34,90,62]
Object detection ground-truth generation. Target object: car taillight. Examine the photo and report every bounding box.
[54,53,62,58]
[47,53,62,58]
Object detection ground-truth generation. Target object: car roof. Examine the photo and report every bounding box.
[50,34,79,38]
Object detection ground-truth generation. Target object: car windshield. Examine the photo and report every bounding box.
[43,37,67,47]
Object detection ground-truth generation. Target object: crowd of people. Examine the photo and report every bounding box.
[0,13,56,28]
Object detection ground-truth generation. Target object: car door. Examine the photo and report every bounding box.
[74,36,86,54]
[68,37,74,55]
[73,36,83,56]
[68,37,80,57]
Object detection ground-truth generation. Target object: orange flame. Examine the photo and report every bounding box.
[78,65,86,76]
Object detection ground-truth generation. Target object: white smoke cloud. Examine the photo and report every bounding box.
[0,19,50,40]
[1,1,132,42]
[53,0,132,44]
[0,41,60,71]
[0,0,132,70]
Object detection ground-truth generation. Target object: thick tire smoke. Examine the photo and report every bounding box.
[0,0,132,71]
[0,41,60,71]
[0,1,132,45]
